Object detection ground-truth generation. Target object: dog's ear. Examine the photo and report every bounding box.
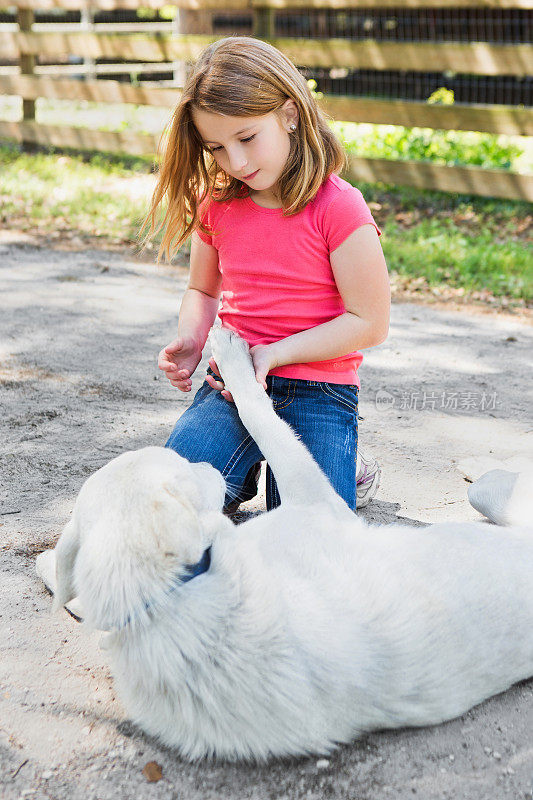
[71,483,207,631]
[156,482,206,561]
[52,516,81,613]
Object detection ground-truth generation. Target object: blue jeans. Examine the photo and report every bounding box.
[165,371,359,511]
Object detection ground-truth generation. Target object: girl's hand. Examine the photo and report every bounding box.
[206,358,234,402]
[158,336,202,392]
[207,343,279,403]
[249,344,278,390]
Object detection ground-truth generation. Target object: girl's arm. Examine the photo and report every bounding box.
[159,232,221,391]
[247,224,390,387]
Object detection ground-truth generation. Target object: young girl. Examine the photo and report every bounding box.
[143,36,390,513]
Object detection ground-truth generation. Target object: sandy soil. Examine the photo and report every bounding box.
[1,241,532,800]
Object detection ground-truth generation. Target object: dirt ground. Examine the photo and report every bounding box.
[1,239,532,800]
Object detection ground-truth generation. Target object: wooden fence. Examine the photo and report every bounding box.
[1,0,532,200]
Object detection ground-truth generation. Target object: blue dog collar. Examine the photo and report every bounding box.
[119,546,211,629]
[180,546,211,583]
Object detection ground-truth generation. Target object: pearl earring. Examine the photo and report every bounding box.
[289,124,297,131]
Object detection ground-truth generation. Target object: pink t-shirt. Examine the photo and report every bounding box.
[197,174,381,386]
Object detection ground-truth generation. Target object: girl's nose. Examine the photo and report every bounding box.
[227,146,247,173]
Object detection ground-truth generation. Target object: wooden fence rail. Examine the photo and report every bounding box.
[9,0,533,9]
[1,1,532,200]
[1,75,532,136]
[2,32,531,76]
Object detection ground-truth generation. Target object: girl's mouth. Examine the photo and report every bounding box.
[242,170,259,181]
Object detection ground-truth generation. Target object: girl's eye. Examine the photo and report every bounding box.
[209,134,256,153]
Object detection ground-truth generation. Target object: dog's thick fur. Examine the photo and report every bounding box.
[47,328,533,761]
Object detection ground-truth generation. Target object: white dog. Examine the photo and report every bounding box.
[38,328,533,761]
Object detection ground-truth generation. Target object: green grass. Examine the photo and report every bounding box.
[383,218,531,300]
[355,180,532,303]
[0,144,531,304]
[0,145,155,245]
[0,96,171,136]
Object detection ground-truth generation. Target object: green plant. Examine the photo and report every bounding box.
[334,121,525,171]
[136,5,176,19]
[308,79,323,101]
[427,87,455,105]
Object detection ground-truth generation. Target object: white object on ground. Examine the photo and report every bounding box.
[457,455,533,483]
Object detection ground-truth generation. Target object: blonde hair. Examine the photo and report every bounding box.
[141,36,346,262]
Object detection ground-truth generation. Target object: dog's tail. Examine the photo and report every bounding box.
[468,469,533,527]
[52,517,81,613]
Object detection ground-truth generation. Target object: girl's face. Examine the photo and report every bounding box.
[192,101,298,205]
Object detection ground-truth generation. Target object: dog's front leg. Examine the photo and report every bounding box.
[210,328,348,510]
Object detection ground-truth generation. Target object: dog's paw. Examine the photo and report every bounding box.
[209,326,255,390]
[467,469,518,525]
